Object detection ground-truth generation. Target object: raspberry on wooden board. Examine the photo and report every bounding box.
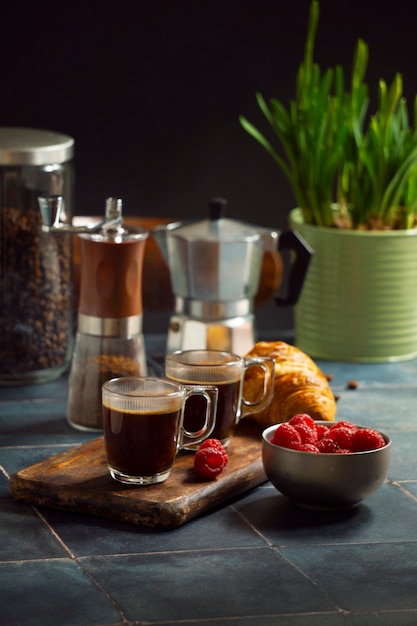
[194,441,229,480]
[198,439,226,452]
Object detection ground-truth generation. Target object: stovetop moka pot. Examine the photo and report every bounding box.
[153,198,312,355]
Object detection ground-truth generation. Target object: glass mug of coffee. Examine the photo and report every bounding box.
[165,349,275,447]
[102,377,217,485]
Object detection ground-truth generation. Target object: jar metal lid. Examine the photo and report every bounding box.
[0,127,74,165]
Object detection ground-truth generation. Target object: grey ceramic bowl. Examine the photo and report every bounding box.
[262,422,391,511]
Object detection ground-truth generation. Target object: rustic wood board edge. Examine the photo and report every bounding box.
[8,420,268,529]
[9,459,267,529]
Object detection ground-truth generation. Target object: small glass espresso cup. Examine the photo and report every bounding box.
[102,377,217,485]
[165,349,275,448]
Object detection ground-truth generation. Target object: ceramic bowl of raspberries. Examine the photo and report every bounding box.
[262,413,391,511]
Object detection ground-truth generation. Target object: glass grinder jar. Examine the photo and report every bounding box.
[66,198,149,431]
[0,127,74,385]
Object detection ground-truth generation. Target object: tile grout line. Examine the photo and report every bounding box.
[388,478,417,504]
[31,506,131,624]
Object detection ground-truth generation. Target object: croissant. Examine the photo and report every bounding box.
[243,341,337,426]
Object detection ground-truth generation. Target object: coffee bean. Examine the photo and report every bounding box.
[0,206,73,383]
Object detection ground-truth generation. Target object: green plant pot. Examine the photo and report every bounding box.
[289,208,417,362]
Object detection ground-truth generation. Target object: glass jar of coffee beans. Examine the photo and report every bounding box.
[0,127,74,385]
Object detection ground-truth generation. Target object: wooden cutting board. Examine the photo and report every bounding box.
[9,420,267,529]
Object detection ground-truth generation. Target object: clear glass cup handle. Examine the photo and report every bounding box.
[180,385,218,447]
[240,357,275,418]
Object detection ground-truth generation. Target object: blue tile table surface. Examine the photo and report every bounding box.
[1,334,417,626]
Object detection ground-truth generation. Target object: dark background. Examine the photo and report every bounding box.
[3,0,417,334]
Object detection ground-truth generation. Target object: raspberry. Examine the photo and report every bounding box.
[351,428,386,452]
[270,419,386,455]
[295,443,320,453]
[194,445,228,479]
[330,420,358,432]
[317,437,341,453]
[288,413,316,430]
[198,438,226,452]
[315,423,330,440]
[293,422,318,445]
[326,425,355,450]
[271,423,302,449]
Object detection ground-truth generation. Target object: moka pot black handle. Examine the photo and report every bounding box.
[275,230,313,307]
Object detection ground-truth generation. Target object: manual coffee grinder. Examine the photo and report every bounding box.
[40,195,149,430]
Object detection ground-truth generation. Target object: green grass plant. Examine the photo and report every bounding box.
[239,1,417,230]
